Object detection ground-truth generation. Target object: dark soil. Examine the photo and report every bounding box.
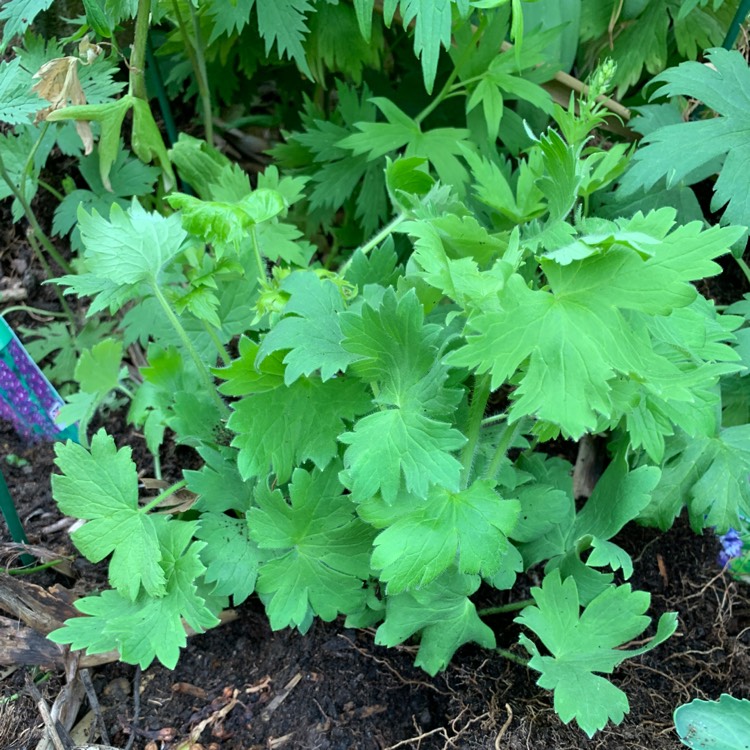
[2,414,749,750]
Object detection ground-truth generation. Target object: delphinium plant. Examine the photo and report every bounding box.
[1,0,749,740]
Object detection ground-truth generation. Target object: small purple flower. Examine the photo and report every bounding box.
[718,528,744,567]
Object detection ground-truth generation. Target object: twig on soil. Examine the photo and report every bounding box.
[261,672,301,721]
[187,688,240,745]
[494,704,513,749]
[384,725,450,750]
[25,673,71,750]
[123,666,141,750]
[80,669,110,746]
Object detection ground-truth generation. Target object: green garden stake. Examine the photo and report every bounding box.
[0,317,78,565]
[0,466,33,565]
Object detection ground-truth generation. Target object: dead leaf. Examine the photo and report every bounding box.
[32,56,93,154]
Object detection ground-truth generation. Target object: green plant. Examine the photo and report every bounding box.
[675,695,750,749]
[2,0,750,740]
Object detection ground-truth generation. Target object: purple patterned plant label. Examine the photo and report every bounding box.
[0,318,78,442]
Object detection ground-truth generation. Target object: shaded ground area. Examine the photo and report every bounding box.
[1,415,749,750]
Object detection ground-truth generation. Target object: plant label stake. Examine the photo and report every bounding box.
[0,317,77,562]
[0,317,78,443]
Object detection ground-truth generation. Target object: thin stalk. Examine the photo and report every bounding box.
[450,74,483,91]
[202,321,231,366]
[188,0,214,144]
[20,122,50,204]
[340,213,407,276]
[171,0,213,143]
[736,256,750,286]
[150,282,230,417]
[1,305,69,319]
[415,67,460,125]
[484,419,525,481]
[36,178,65,202]
[129,0,151,99]
[5,559,66,576]
[0,154,73,274]
[249,226,269,282]
[24,232,78,330]
[460,373,492,489]
[495,647,529,667]
[152,451,162,481]
[481,412,506,429]
[478,599,534,616]
[118,384,136,400]
[141,478,188,513]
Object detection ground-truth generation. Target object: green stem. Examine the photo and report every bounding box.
[129,0,151,99]
[36,178,65,202]
[481,412,506,429]
[450,74,483,91]
[141,478,188,513]
[188,0,214,144]
[1,306,69,319]
[4,559,66,576]
[460,373,492,489]
[202,321,231,366]
[153,451,162,481]
[171,0,213,143]
[415,68,461,125]
[340,213,407,276]
[118,384,136,400]
[249,226,268,282]
[479,599,534,616]
[495,647,529,667]
[484,418,525,481]
[24,232,78,330]
[736,256,750,286]
[0,154,73,275]
[150,282,229,417]
[20,122,50,204]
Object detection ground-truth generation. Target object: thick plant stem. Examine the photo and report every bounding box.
[479,599,534,616]
[460,373,492,488]
[130,0,151,99]
[495,647,529,667]
[141,479,188,513]
[188,1,214,144]
[150,283,230,418]
[484,419,525,481]
[171,0,214,143]
[250,226,268,282]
